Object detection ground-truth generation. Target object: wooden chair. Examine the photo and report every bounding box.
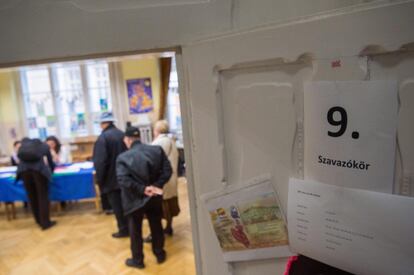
[3,202,17,221]
[52,202,62,213]
[93,172,101,212]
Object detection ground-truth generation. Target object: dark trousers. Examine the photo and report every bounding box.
[107,190,128,233]
[21,171,51,229]
[128,196,165,261]
[101,193,112,211]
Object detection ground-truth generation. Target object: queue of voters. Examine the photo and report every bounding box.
[8,112,180,270]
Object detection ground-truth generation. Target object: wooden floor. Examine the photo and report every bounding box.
[0,178,196,275]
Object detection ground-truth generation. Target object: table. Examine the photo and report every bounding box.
[0,163,96,203]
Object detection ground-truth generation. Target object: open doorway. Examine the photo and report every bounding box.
[0,51,196,274]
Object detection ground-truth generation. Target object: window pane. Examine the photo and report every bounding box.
[167,87,181,131]
[24,68,51,94]
[21,67,56,139]
[86,62,112,135]
[86,63,110,88]
[53,65,87,138]
[21,61,113,139]
[166,56,183,147]
[54,65,82,91]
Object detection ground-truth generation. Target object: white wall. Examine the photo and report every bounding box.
[181,2,414,275]
[0,0,393,66]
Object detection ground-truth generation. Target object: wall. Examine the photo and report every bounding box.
[0,0,401,66]
[182,2,414,275]
[0,71,23,155]
[120,58,161,125]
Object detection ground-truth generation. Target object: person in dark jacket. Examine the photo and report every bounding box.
[92,112,128,238]
[116,126,172,269]
[16,138,56,230]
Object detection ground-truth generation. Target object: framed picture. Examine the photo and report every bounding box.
[126,78,153,114]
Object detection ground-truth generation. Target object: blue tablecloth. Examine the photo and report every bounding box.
[0,167,96,202]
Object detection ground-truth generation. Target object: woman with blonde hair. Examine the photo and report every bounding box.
[145,120,179,241]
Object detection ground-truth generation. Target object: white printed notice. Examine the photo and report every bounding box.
[288,178,414,275]
[304,80,398,193]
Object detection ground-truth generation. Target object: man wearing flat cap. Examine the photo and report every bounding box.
[93,112,128,238]
[116,126,172,269]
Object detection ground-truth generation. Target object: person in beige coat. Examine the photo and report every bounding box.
[145,120,180,242]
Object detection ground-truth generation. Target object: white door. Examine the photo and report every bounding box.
[179,3,414,275]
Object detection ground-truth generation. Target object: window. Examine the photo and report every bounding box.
[166,56,183,146]
[20,61,112,139]
[86,62,112,135]
[21,67,56,139]
[53,64,86,138]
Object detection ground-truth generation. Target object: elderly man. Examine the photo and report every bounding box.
[116,126,172,269]
[92,112,128,238]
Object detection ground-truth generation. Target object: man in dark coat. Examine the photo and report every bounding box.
[116,126,172,269]
[92,112,128,238]
[17,138,56,230]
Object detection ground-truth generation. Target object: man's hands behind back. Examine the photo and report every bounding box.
[144,186,163,197]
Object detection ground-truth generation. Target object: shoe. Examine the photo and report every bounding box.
[156,253,166,264]
[42,221,57,230]
[143,234,152,243]
[104,209,114,215]
[112,231,129,238]
[164,227,173,236]
[125,258,145,269]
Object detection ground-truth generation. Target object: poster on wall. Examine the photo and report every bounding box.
[304,80,398,193]
[126,78,153,114]
[28,117,37,129]
[36,102,45,116]
[201,175,293,262]
[38,128,47,140]
[100,98,108,112]
[77,113,86,130]
[47,116,56,128]
[287,178,414,275]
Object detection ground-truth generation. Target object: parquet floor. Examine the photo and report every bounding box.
[0,178,196,275]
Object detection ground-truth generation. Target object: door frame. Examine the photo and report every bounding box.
[0,46,204,274]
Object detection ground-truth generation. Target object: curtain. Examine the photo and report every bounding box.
[158,57,172,120]
[108,61,128,130]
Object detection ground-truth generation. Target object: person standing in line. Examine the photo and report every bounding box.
[144,120,179,243]
[92,112,128,238]
[16,137,56,230]
[116,126,172,269]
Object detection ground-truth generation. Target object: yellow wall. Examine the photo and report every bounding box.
[0,71,23,154]
[0,72,18,122]
[121,58,161,124]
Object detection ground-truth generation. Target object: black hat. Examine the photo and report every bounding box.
[125,126,140,138]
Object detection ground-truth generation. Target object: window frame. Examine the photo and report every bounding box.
[19,61,112,140]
